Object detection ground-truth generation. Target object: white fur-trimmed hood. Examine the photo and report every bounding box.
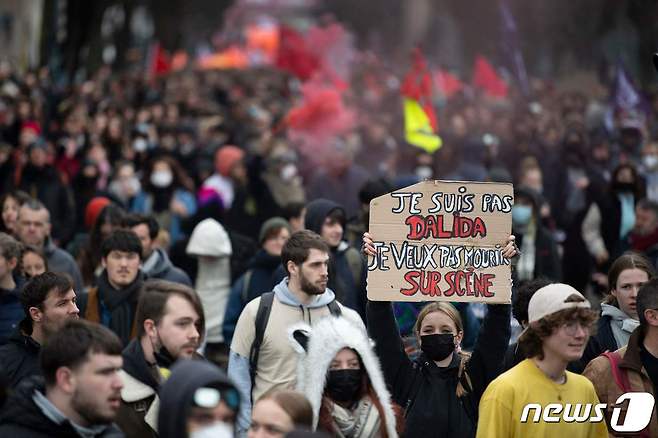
[288,316,397,437]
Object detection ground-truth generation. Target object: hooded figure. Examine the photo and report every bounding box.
[158,360,240,438]
[186,219,232,343]
[300,199,366,318]
[289,316,398,438]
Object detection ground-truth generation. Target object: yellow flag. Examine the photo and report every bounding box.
[403,98,442,153]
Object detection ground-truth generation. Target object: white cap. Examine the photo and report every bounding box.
[528,283,591,324]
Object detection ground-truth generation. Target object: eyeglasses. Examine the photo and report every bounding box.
[193,387,240,411]
[561,321,592,336]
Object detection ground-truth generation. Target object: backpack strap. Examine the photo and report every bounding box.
[240,270,254,304]
[248,291,275,403]
[601,351,651,438]
[327,299,342,317]
[601,351,632,393]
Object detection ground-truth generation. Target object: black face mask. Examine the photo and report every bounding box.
[420,333,455,361]
[613,182,635,193]
[326,369,362,403]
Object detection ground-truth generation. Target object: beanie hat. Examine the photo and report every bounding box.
[259,217,291,244]
[215,145,245,177]
[84,197,111,230]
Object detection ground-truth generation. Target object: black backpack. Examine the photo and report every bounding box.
[247,291,341,401]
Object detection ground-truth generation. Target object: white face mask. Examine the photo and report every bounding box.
[644,155,658,170]
[415,165,433,180]
[123,177,141,196]
[280,163,297,181]
[190,422,233,438]
[133,138,148,152]
[151,170,173,188]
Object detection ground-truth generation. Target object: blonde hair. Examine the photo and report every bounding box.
[413,302,472,397]
[413,302,464,336]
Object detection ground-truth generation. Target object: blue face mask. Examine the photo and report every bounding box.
[512,205,533,226]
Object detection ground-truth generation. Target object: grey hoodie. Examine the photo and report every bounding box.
[142,248,192,286]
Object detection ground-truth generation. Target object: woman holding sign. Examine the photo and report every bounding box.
[363,232,516,438]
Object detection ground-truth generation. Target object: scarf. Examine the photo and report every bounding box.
[97,270,144,345]
[601,303,639,348]
[331,397,381,438]
[630,227,658,252]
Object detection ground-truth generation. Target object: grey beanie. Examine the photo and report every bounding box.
[259,217,291,244]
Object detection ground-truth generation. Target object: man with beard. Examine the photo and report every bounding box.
[228,230,364,434]
[0,271,79,388]
[301,198,368,319]
[78,229,144,346]
[0,319,124,437]
[16,199,84,294]
[116,279,204,438]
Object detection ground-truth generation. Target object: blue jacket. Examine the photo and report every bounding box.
[0,275,26,345]
[132,189,197,244]
[223,250,281,345]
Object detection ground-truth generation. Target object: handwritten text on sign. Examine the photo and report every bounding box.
[367,181,513,303]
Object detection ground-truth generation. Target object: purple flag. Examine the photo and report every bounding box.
[499,0,529,96]
[604,62,648,132]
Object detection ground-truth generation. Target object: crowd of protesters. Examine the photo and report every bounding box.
[1,31,658,437]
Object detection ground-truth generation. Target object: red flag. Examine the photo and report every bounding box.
[275,26,320,81]
[472,55,508,98]
[149,42,171,77]
[401,48,438,132]
[434,69,463,99]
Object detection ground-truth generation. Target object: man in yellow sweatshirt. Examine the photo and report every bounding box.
[477,283,608,438]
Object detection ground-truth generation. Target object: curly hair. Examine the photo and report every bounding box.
[512,278,553,326]
[518,307,598,360]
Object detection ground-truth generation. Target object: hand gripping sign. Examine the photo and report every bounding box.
[367,180,513,303]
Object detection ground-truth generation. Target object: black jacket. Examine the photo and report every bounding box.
[0,321,41,388]
[367,301,510,438]
[115,339,159,438]
[514,225,562,282]
[0,376,124,437]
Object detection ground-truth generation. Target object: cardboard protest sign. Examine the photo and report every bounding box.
[367,180,513,303]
